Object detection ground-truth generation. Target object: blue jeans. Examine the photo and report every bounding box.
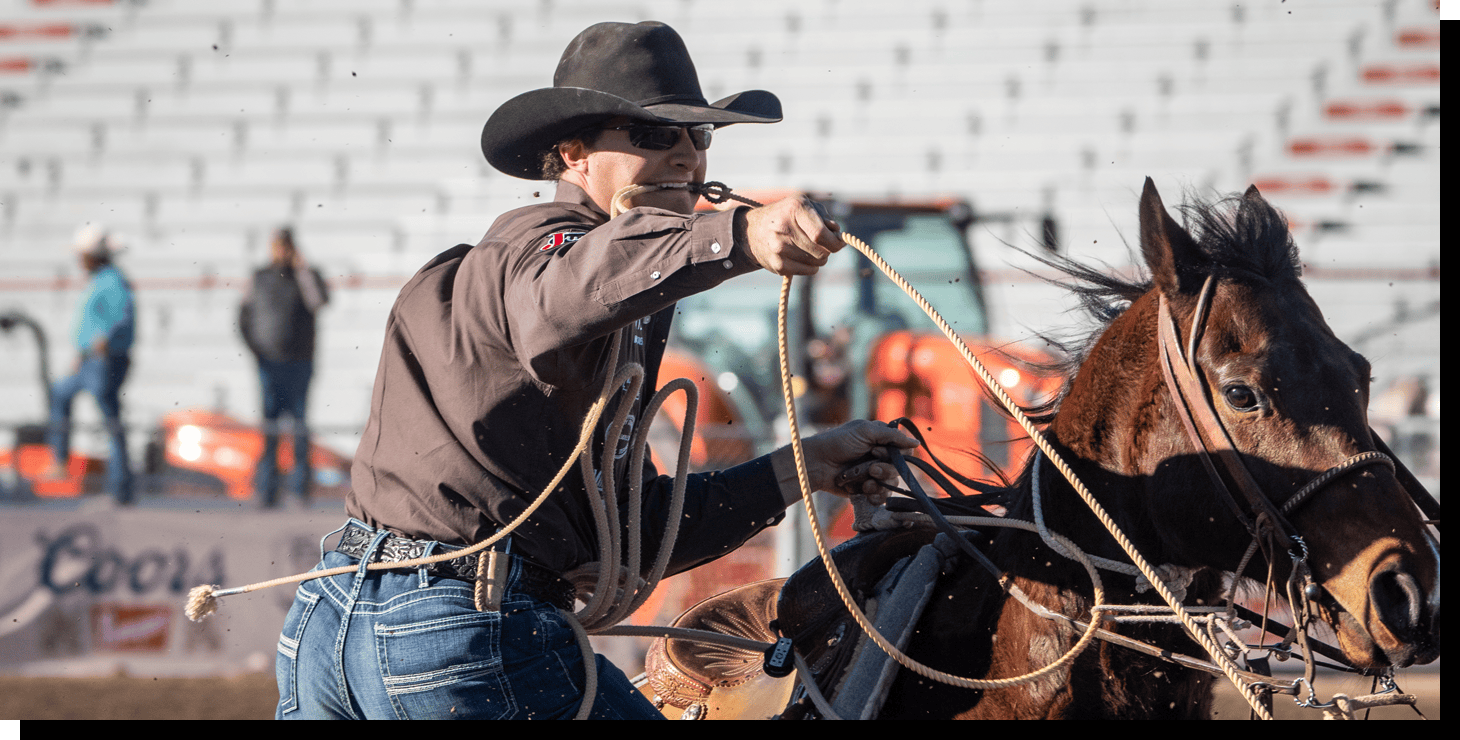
[255,358,312,505]
[48,354,132,503]
[275,521,664,719]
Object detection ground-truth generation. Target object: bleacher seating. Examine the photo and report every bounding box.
[0,0,1438,481]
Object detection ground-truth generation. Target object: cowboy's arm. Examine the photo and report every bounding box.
[500,206,758,387]
[633,420,917,576]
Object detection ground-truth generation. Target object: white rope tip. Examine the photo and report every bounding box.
[185,584,221,622]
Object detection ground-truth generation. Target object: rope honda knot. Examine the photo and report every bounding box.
[691,180,733,203]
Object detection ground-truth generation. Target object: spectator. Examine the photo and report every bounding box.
[47,225,136,505]
[239,227,329,507]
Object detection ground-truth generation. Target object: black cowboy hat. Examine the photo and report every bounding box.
[481,21,782,180]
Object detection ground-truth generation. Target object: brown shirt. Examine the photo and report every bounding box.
[346,182,786,576]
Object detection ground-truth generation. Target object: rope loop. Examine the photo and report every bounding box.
[692,180,734,204]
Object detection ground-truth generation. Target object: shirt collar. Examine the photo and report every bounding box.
[554,181,609,222]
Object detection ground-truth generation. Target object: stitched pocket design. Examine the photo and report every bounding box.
[375,610,515,719]
[275,587,320,716]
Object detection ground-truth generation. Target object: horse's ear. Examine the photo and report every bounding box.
[1139,177,1204,297]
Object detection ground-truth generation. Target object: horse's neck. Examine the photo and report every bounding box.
[1020,295,1187,570]
[1050,294,1166,474]
[977,520,1221,720]
[1015,444,1164,573]
[1001,449,1224,609]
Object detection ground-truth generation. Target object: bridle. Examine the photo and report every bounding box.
[1156,274,1410,561]
[1155,274,1441,706]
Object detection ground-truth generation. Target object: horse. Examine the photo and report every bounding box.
[642,179,1440,720]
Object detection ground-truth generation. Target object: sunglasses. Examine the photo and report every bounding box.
[602,123,714,151]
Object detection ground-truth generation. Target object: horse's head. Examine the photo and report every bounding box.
[1117,178,1439,669]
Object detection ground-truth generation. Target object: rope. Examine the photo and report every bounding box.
[600,183,1374,717]
[769,222,1277,715]
[186,183,712,720]
[183,350,631,620]
[1031,451,1140,578]
[777,272,1108,691]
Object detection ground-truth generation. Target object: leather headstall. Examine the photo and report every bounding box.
[1157,277,1299,552]
[1153,276,1415,562]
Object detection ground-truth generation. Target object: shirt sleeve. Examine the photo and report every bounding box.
[238,276,260,357]
[629,455,787,577]
[496,206,759,388]
[296,266,329,312]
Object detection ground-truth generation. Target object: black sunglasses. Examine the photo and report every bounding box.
[602,123,714,151]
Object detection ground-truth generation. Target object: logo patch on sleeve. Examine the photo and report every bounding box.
[540,231,586,252]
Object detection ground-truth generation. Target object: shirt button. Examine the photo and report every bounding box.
[722,260,733,269]
[710,242,722,254]
[650,271,661,279]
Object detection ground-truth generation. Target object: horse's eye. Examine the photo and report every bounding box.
[1223,384,1260,411]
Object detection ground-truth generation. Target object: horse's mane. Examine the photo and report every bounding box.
[936,190,1299,512]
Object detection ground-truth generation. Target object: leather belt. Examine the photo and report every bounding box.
[334,522,577,610]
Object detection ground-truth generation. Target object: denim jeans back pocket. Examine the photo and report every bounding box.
[275,585,321,716]
[374,607,515,719]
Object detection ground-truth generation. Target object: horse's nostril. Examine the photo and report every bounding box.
[1371,569,1423,634]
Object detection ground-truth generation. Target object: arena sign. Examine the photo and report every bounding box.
[0,505,340,676]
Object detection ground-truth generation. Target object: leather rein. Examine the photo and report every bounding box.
[1153,275,1441,697]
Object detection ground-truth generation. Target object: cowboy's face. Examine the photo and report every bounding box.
[562,117,707,215]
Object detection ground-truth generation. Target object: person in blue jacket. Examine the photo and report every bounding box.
[47,225,137,504]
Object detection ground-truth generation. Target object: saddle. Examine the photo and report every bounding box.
[640,578,792,720]
[641,527,946,719]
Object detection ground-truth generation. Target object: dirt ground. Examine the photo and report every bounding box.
[0,673,278,720]
[0,668,1438,720]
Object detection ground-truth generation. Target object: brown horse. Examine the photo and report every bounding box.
[763,179,1440,719]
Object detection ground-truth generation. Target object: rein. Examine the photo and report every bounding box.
[179,181,1434,720]
[1156,277,1398,552]
[1152,274,1442,712]
[688,187,1286,718]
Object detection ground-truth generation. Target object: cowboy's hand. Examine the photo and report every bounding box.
[741,196,845,276]
[771,420,919,505]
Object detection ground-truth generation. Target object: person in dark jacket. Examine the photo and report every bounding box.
[239,227,329,507]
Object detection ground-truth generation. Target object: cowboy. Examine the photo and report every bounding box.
[276,21,915,719]
[46,225,136,505]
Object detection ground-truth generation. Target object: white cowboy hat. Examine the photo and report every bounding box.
[70,224,124,258]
